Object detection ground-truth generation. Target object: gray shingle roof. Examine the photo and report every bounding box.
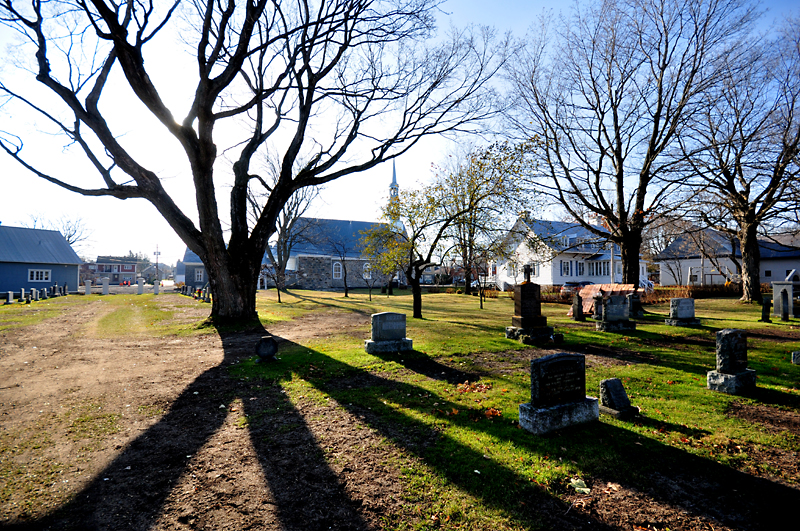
[0,225,82,265]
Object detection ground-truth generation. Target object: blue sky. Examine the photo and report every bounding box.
[0,0,797,264]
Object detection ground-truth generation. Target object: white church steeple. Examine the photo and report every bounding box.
[389,159,399,204]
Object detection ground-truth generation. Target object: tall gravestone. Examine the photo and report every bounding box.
[5,292,13,305]
[102,277,110,296]
[592,294,603,320]
[627,293,644,318]
[792,351,800,365]
[137,278,144,295]
[505,266,554,344]
[19,288,25,303]
[32,289,39,302]
[760,297,772,323]
[84,280,92,295]
[665,298,701,326]
[772,281,794,318]
[572,294,585,322]
[518,353,599,435]
[707,329,757,394]
[365,312,413,353]
[596,296,636,332]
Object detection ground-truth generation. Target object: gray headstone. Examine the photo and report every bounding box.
[627,293,644,318]
[529,353,586,408]
[512,282,547,328]
[603,296,628,322]
[32,289,39,301]
[572,294,585,321]
[716,329,748,373]
[137,278,144,295]
[592,294,603,320]
[255,336,278,362]
[772,281,793,317]
[760,297,772,322]
[371,312,407,341]
[19,288,25,302]
[84,280,92,295]
[102,277,110,295]
[5,291,13,305]
[153,282,159,295]
[670,298,695,320]
[600,378,632,410]
[792,351,800,365]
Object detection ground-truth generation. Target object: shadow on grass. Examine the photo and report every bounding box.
[253,339,797,530]
[368,348,484,384]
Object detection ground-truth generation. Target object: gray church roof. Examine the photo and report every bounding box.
[0,225,82,265]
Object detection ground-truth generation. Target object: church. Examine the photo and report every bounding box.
[183,164,398,292]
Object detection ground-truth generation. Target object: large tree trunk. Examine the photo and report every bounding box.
[739,222,761,303]
[205,253,261,322]
[620,230,643,287]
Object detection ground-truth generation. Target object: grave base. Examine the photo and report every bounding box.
[707,368,757,394]
[595,321,636,332]
[505,326,554,344]
[364,338,413,354]
[599,405,639,420]
[519,398,599,435]
[664,318,701,327]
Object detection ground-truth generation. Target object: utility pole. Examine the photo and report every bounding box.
[153,245,161,286]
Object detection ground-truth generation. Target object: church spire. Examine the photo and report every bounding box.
[389,159,399,204]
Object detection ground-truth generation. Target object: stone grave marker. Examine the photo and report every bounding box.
[572,294,585,322]
[760,297,772,323]
[707,329,756,394]
[599,378,638,419]
[204,289,211,303]
[519,353,598,435]
[596,296,636,332]
[25,293,31,304]
[365,312,413,353]
[84,280,92,295]
[255,336,279,362]
[505,266,554,343]
[42,288,48,299]
[592,294,603,320]
[665,298,701,326]
[19,288,25,302]
[627,293,644,318]
[792,351,799,365]
[102,277,110,295]
[63,284,68,296]
[32,289,39,302]
[772,281,794,318]
[137,278,144,295]
[153,282,159,295]
[5,292,13,305]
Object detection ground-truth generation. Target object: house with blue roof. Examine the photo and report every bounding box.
[655,229,800,286]
[0,224,82,293]
[181,217,386,291]
[491,217,647,290]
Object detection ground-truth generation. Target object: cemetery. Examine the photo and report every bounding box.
[1,287,798,530]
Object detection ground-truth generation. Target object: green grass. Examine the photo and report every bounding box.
[234,289,800,529]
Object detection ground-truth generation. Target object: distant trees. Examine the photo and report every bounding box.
[0,0,510,322]
[25,214,92,250]
[507,0,759,288]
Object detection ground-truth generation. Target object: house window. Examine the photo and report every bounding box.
[577,262,585,276]
[491,264,497,276]
[561,261,570,276]
[602,262,609,276]
[333,262,342,279]
[195,269,204,282]
[508,263,516,277]
[765,270,771,278]
[28,269,51,282]
[362,262,371,279]
[532,263,539,277]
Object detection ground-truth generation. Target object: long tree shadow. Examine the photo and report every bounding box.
[259,338,798,530]
[1,326,370,531]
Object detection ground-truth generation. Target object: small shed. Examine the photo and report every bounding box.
[0,225,82,293]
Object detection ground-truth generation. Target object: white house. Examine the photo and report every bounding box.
[655,229,800,286]
[490,218,647,291]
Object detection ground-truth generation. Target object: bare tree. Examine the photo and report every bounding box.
[258,188,319,303]
[507,0,758,288]
[680,16,800,302]
[0,1,509,321]
[25,213,93,250]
